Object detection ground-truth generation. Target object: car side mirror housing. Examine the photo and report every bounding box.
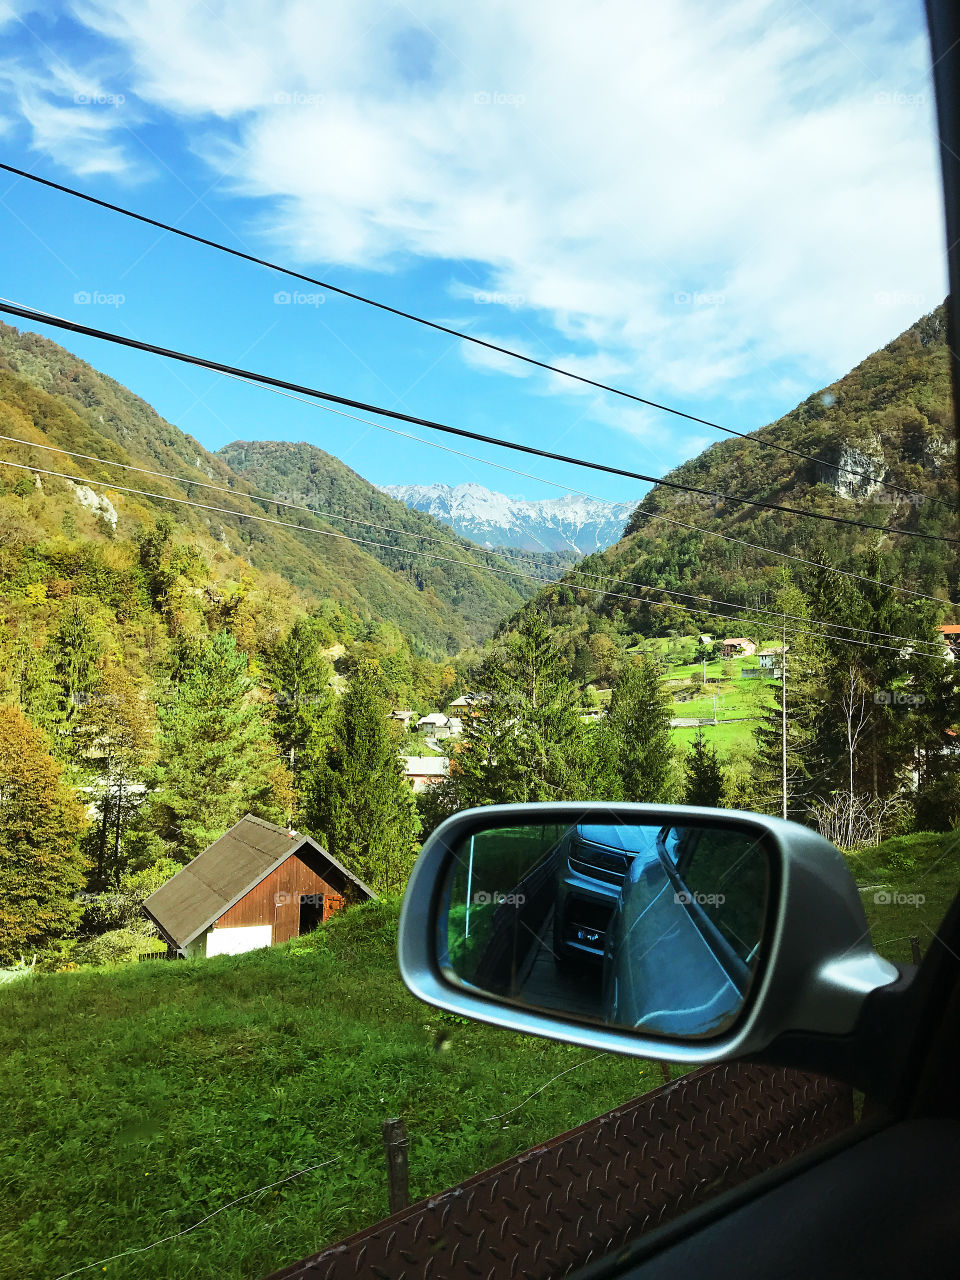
[397,803,899,1065]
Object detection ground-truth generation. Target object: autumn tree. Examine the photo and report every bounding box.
[0,706,88,963]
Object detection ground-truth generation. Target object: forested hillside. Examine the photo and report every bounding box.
[453,305,959,836]
[218,439,550,635]
[0,322,532,657]
[522,304,957,649]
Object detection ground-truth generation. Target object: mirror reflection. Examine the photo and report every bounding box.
[441,819,771,1038]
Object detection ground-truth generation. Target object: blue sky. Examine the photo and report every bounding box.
[0,0,947,504]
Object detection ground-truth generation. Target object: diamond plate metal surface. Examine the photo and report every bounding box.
[266,1063,853,1280]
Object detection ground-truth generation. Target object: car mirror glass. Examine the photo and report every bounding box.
[439,818,772,1039]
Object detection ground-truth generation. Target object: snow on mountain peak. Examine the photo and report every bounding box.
[380,482,634,555]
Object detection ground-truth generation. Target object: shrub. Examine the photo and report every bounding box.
[71,929,155,968]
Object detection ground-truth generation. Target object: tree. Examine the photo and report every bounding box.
[306,659,418,894]
[684,731,726,807]
[134,513,175,611]
[446,611,592,808]
[751,581,826,818]
[263,614,335,794]
[0,706,88,963]
[9,630,62,741]
[141,631,291,862]
[79,667,155,887]
[48,601,101,735]
[599,653,677,802]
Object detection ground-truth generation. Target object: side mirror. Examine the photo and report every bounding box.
[398,803,899,1064]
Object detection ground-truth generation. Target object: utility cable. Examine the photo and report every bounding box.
[0,298,955,547]
[2,432,947,653]
[1,160,952,513]
[0,456,941,655]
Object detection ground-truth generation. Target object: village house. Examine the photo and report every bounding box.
[402,755,450,792]
[448,693,486,711]
[757,646,788,669]
[937,624,960,659]
[416,712,450,735]
[721,638,756,658]
[390,709,416,728]
[142,814,375,959]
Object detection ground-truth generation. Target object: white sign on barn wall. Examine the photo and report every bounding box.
[205,924,273,957]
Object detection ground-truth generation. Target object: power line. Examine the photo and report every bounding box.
[1,296,947,616]
[1,298,955,548]
[0,456,943,655]
[1,160,952,514]
[221,367,952,607]
[2,430,947,653]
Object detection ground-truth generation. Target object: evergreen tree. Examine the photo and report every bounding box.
[79,667,155,888]
[306,658,418,894]
[449,610,591,808]
[9,630,62,742]
[0,706,88,963]
[263,614,335,793]
[141,631,291,862]
[48,601,101,733]
[683,730,726,807]
[750,580,826,818]
[600,652,677,802]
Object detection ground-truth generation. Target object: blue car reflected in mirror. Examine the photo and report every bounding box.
[440,819,771,1040]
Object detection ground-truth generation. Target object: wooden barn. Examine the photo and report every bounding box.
[142,814,376,959]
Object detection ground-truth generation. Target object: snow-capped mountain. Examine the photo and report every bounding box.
[380,482,634,555]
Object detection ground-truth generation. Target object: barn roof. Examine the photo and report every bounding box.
[142,814,376,950]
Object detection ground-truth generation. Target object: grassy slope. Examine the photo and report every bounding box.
[850,831,960,965]
[0,900,663,1280]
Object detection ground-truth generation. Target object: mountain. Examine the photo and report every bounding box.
[513,304,958,643]
[0,323,533,656]
[381,482,633,556]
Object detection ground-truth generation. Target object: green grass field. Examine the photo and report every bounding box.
[848,831,960,966]
[672,719,760,754]
[0,899,665,1280]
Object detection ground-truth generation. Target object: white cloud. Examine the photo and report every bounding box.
[10,0,947,418]
[0,56,138,175]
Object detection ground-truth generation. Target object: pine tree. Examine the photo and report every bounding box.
[750,581,826,818]
[48,601,101,734]
[306,658,418,894]
[9,630,62,743]
[683,730,726,807]
[601,652,677,802]
[263,614,335,793]
[142,631,291,862]
[0,706,89,963]
[80,667,155,887]
[449,610,591,807]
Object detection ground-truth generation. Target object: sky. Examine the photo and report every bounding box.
[0,0,948,505]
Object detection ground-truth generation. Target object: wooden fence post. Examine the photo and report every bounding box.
[910,936,922,966]
[382,1117,410,1215]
